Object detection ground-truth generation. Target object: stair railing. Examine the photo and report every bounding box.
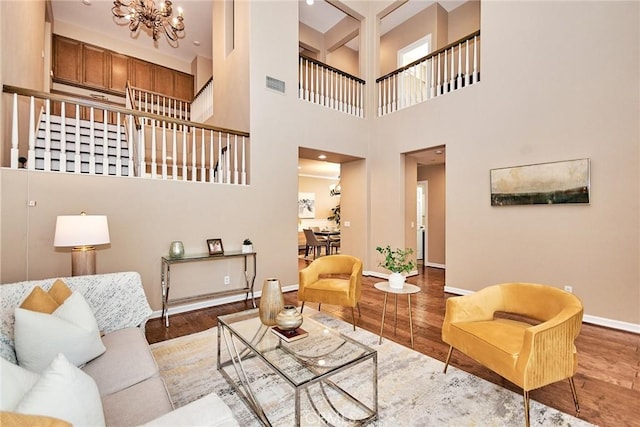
[191,77,213,123]
[376,30,480,116]
[127,84,191,122]
[3,85,250,185]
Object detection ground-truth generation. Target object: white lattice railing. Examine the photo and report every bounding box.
[4,85,250,185]
[190,77,213,123]
[299,56,365,118]
[377,31,480,117]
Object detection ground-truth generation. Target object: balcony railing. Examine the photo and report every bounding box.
[4,85,250,185]
[299,55,365,118]
[376,30,480,116]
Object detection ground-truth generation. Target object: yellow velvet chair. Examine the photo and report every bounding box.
[442,283,584,427]
[298,255,363,330]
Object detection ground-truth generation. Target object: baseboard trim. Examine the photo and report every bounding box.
[444,286,640,334]
[363,270,419,279]
[150,284,300,319]
[425,262,446,269]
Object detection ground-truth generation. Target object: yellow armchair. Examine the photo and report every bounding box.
[298,255,363,330]
[442,283,584,427]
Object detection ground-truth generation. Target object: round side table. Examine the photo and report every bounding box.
[374,281,420,348]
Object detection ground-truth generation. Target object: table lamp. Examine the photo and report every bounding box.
[54,212,110,276]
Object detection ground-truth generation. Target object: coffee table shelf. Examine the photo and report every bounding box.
[217,309,378,426]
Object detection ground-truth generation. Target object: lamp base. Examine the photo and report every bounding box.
[71,247,96,276]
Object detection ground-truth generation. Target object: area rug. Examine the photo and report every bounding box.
[150,311,593,426]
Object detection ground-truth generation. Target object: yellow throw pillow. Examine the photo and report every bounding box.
[0,411,72,427]
[19,287,59,314]
[19,280,73,314]
[48,280,72,305]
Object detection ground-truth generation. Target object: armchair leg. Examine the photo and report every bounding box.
[300,302,305,313]
[357,302,362,317]
[568,377,580,413]
[443,346,454,373]
[318,303,321,312]
[523,390,530,427]
[351,307,357,331]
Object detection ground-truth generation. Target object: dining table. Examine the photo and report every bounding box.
[314,230,340,255]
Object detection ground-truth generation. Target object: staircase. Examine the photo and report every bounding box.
[34,114,131,175]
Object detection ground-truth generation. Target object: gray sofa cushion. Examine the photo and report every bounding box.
[82,327,158,397]
[101,376,174,426]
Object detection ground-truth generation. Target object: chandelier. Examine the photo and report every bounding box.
[112,0,185,42]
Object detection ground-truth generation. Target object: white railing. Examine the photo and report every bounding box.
[299,56,365,118]
[126,84,191,122]
[377,31,480,117]
[4,85,250,185]
[191,77,213,123]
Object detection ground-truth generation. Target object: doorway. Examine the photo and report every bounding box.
[417,181,428,265]
[407,145,445,269]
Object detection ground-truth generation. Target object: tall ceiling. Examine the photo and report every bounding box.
[51,1,467,63]
[299,0,466,37]
[50,0,213,63]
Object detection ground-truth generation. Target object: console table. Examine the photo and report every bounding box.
[161,251,257,327]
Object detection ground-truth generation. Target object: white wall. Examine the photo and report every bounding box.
[367,1,639,326]
[1,1,638,328]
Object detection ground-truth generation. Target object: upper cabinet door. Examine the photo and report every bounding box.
[154,66,175,98]
[109,53,130,93]
[53,36,82,83]
[130,59,154,92]
[174,72,194,101]
[82,44,109,90]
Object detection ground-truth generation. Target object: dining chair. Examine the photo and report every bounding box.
[303,228,327,259]
[329,237,340,254]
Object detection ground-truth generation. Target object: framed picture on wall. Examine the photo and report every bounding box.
[207,238,224,255]
[298,192,315,218]
[490,158,590,206]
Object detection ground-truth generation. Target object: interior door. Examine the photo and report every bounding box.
[417,181,428,263]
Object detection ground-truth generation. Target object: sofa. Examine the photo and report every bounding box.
[0,271,238,426]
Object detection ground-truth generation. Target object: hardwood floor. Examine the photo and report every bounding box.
[146,259,640,427]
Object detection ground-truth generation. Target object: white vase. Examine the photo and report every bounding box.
[388,272,406,289]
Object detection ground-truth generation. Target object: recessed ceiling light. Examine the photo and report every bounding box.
[193,40,200,46]
[82,0,91,5]
[435,150,443,155]
[318,154,327,160]
[306,0,314,5]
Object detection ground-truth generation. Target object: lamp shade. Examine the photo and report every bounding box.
[54,215,110,247]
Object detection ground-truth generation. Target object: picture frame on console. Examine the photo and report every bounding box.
[207,238,224,256]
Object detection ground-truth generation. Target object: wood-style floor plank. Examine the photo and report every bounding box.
[146,259,640,427]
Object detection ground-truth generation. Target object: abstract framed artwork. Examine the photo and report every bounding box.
[298,192,315,218]
[490,158,590,206]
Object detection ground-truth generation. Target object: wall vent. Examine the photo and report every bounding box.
[266,76,285,94]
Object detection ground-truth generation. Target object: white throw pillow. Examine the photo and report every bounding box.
[0,357,40,411]
[15,353,105,427]
[14,292,106,373]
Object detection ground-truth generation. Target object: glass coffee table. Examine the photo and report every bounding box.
[217,309,378,426]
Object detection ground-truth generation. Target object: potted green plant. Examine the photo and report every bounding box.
[327,204,340,227]
[242,238,253,253]
[376,245,415,289]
